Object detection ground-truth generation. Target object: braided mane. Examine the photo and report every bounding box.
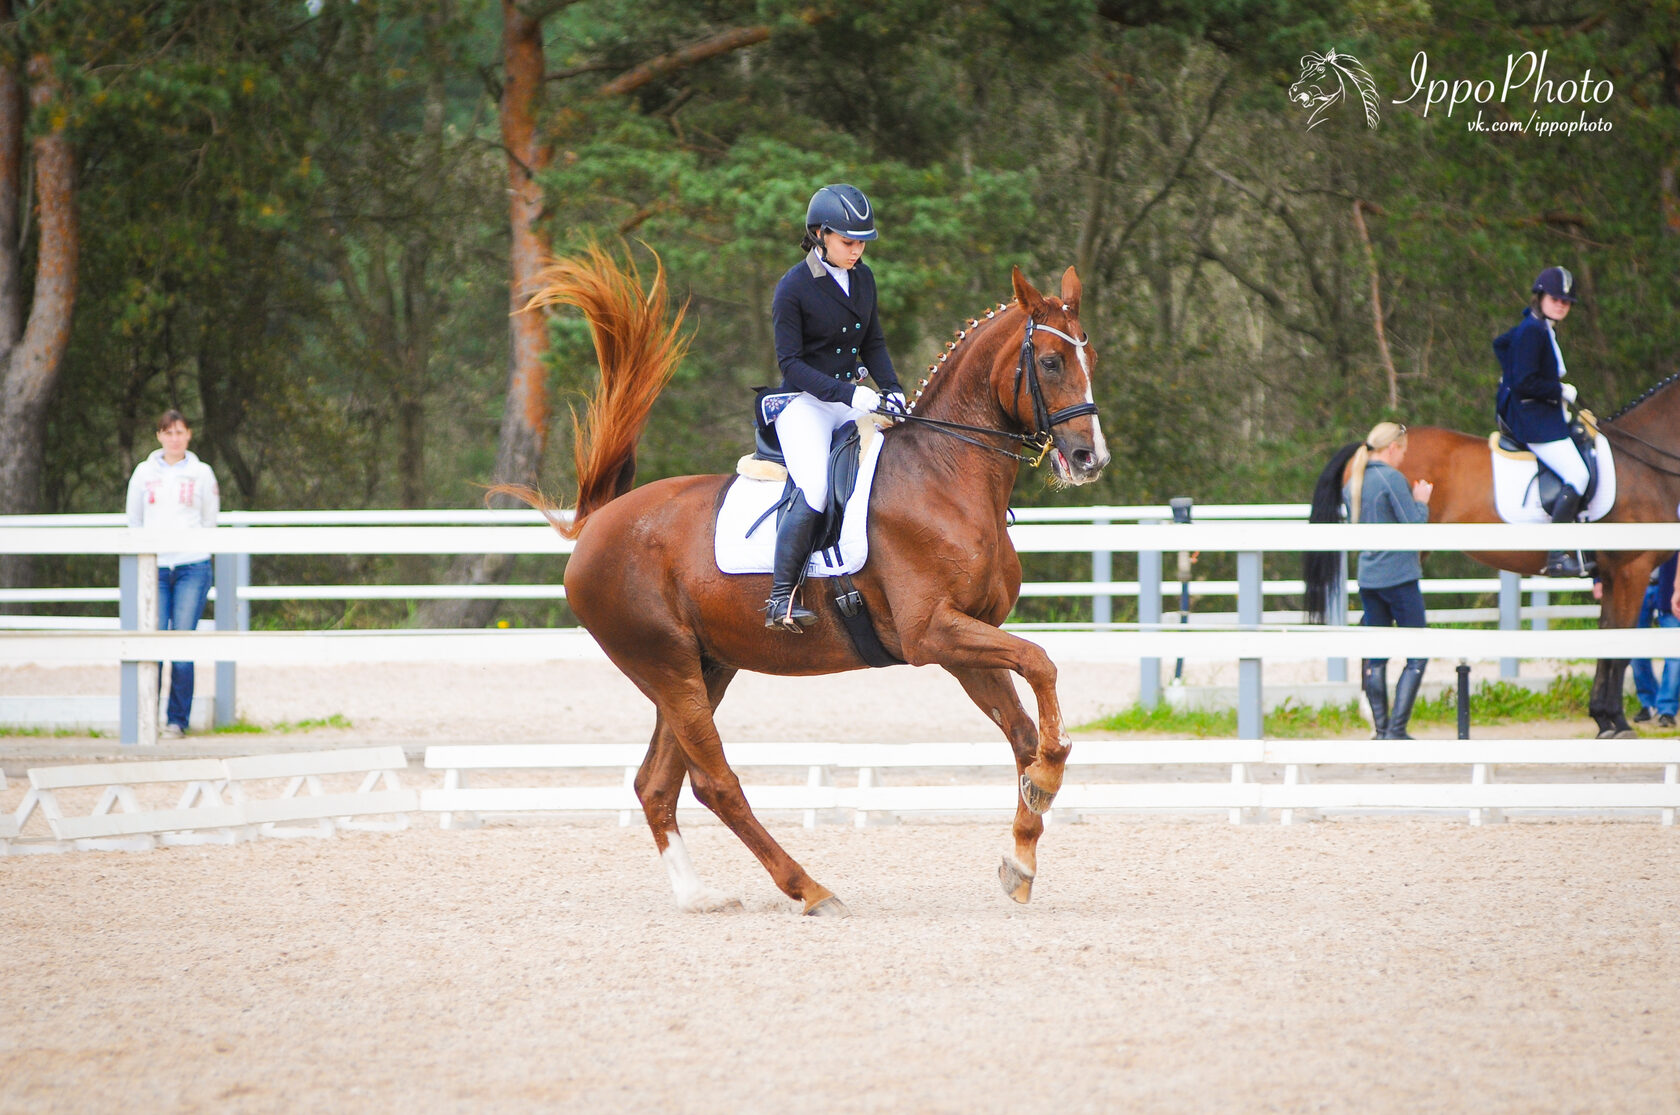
[908,300,1015,413]
[1605,370,1680,422]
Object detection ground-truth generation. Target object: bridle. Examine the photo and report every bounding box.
[893,313,1099,467]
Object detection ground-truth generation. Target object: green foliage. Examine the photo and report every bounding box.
[213,713,353,734]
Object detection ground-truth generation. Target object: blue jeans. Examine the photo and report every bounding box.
[158,560,212,730]
[1632,584,1680,716]
[1360,580,1427,671]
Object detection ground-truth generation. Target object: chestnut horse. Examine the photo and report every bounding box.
[503,249,1109,915]
[1304,383,1680,737]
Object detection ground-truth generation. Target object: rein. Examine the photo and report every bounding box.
[894,317,1098,467]
[1600,422,1680,478]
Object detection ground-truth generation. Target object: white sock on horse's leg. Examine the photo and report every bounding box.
[660,831,741,912]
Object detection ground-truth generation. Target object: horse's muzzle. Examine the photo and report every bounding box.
[1053,442,1109,486]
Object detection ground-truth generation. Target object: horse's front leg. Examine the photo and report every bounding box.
[945,665,1046,904]
[903,605,1071,814]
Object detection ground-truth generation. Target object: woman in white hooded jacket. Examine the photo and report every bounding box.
[125,409,219,738]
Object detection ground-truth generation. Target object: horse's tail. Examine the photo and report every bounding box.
[1302,441,1360,623]
[488,246,689,540]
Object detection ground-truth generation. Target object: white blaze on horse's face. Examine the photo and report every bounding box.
[1045,304,1108,486]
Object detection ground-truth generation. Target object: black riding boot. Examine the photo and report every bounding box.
[1362,659,1389,740]
[1541,488,1586,577]
[1384,659,1426,740]
[765,497,821,631]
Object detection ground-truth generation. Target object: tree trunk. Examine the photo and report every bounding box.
[0,51,79,596]
[413,0,552,628]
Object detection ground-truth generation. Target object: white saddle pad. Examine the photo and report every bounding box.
[1490,433,1616,524]
[714,428,886,577]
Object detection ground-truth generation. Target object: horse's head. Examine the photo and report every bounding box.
[1002,266,1110,486]
[1288,53,1336,111]
[1289,50,1379,130]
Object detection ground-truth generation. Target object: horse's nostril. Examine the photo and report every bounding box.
[1073,449,1095,471]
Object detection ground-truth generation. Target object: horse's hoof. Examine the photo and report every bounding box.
[1019,774,1057,815]
[998,856,1035,904]
[1597,727,1638,740]
[804,895,850,918]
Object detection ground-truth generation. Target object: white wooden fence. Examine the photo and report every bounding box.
[5,737,1677,854]
[2,514,1678,745]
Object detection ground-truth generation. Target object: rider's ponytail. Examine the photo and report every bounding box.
[1346,421,1406,524]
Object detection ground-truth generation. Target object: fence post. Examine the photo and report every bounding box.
[1457,659,1471,739]
[119,555,137,745]
[1499,570,1521,678]
[1530,584,1549,632]
[214,542,249,728]
[1237,550,1263,740]
[119,552,159,746]
[1326,550,1349,683]
[1137,527,1161,708]
[1091,515,1112,627]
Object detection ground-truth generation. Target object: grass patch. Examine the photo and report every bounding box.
[1079,672,1640,737]
[0,726,106,738]
[212,714,353,735]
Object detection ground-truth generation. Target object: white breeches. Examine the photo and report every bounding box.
[774,393,868,512]
[1528,438,1590,495]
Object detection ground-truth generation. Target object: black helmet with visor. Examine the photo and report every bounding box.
[805,184,877,242]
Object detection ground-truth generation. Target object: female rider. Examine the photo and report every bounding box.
[1494,265,1588,577]
[764,183,906,630]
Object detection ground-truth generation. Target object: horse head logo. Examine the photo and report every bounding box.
[1289,49,1380,131]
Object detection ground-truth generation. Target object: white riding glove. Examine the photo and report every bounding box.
[850,385,881,413]
[1560,382,1578,405]
[881,390,908,419]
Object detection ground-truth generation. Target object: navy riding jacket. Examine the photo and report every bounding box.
[1493,308,1571,443]
[771,250,901,405]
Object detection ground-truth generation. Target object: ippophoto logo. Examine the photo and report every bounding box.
[1289,50,1381,131]
[1391,50,1614,136]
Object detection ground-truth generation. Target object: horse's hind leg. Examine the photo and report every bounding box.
[637,663,744,912]
[947,665,1046,904]
[641,671,840,913]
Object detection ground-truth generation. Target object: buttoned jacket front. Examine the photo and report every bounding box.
[771,250,900,404]
[1493,308,1571,443]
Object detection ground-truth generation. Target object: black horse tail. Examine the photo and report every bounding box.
[1302,442,1360,623]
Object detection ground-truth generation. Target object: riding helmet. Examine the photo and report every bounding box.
[1532,265,1578,303]
[805,184,877,241]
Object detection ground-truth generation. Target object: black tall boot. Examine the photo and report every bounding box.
[1541,487,1586,577]
[765,497,821,631]
[1384,659,1427,740]
[1361,659,1389,740]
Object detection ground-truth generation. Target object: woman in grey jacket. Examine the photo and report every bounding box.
[1343,422,1433,739]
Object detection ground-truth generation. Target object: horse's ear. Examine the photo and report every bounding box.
[1059,267,1082,317]
[1011,266,1043,312]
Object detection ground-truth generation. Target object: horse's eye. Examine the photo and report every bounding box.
[1039,354,1061,375]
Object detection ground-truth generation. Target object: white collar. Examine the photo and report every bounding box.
[819,256,850,295]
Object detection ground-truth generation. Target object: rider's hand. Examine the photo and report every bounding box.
[850,385,882,413]
[1560,382,1578,405]
[881,390,908,419]
[1412,478,1433,504]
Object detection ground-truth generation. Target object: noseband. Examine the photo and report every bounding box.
[896,313,1099,467]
